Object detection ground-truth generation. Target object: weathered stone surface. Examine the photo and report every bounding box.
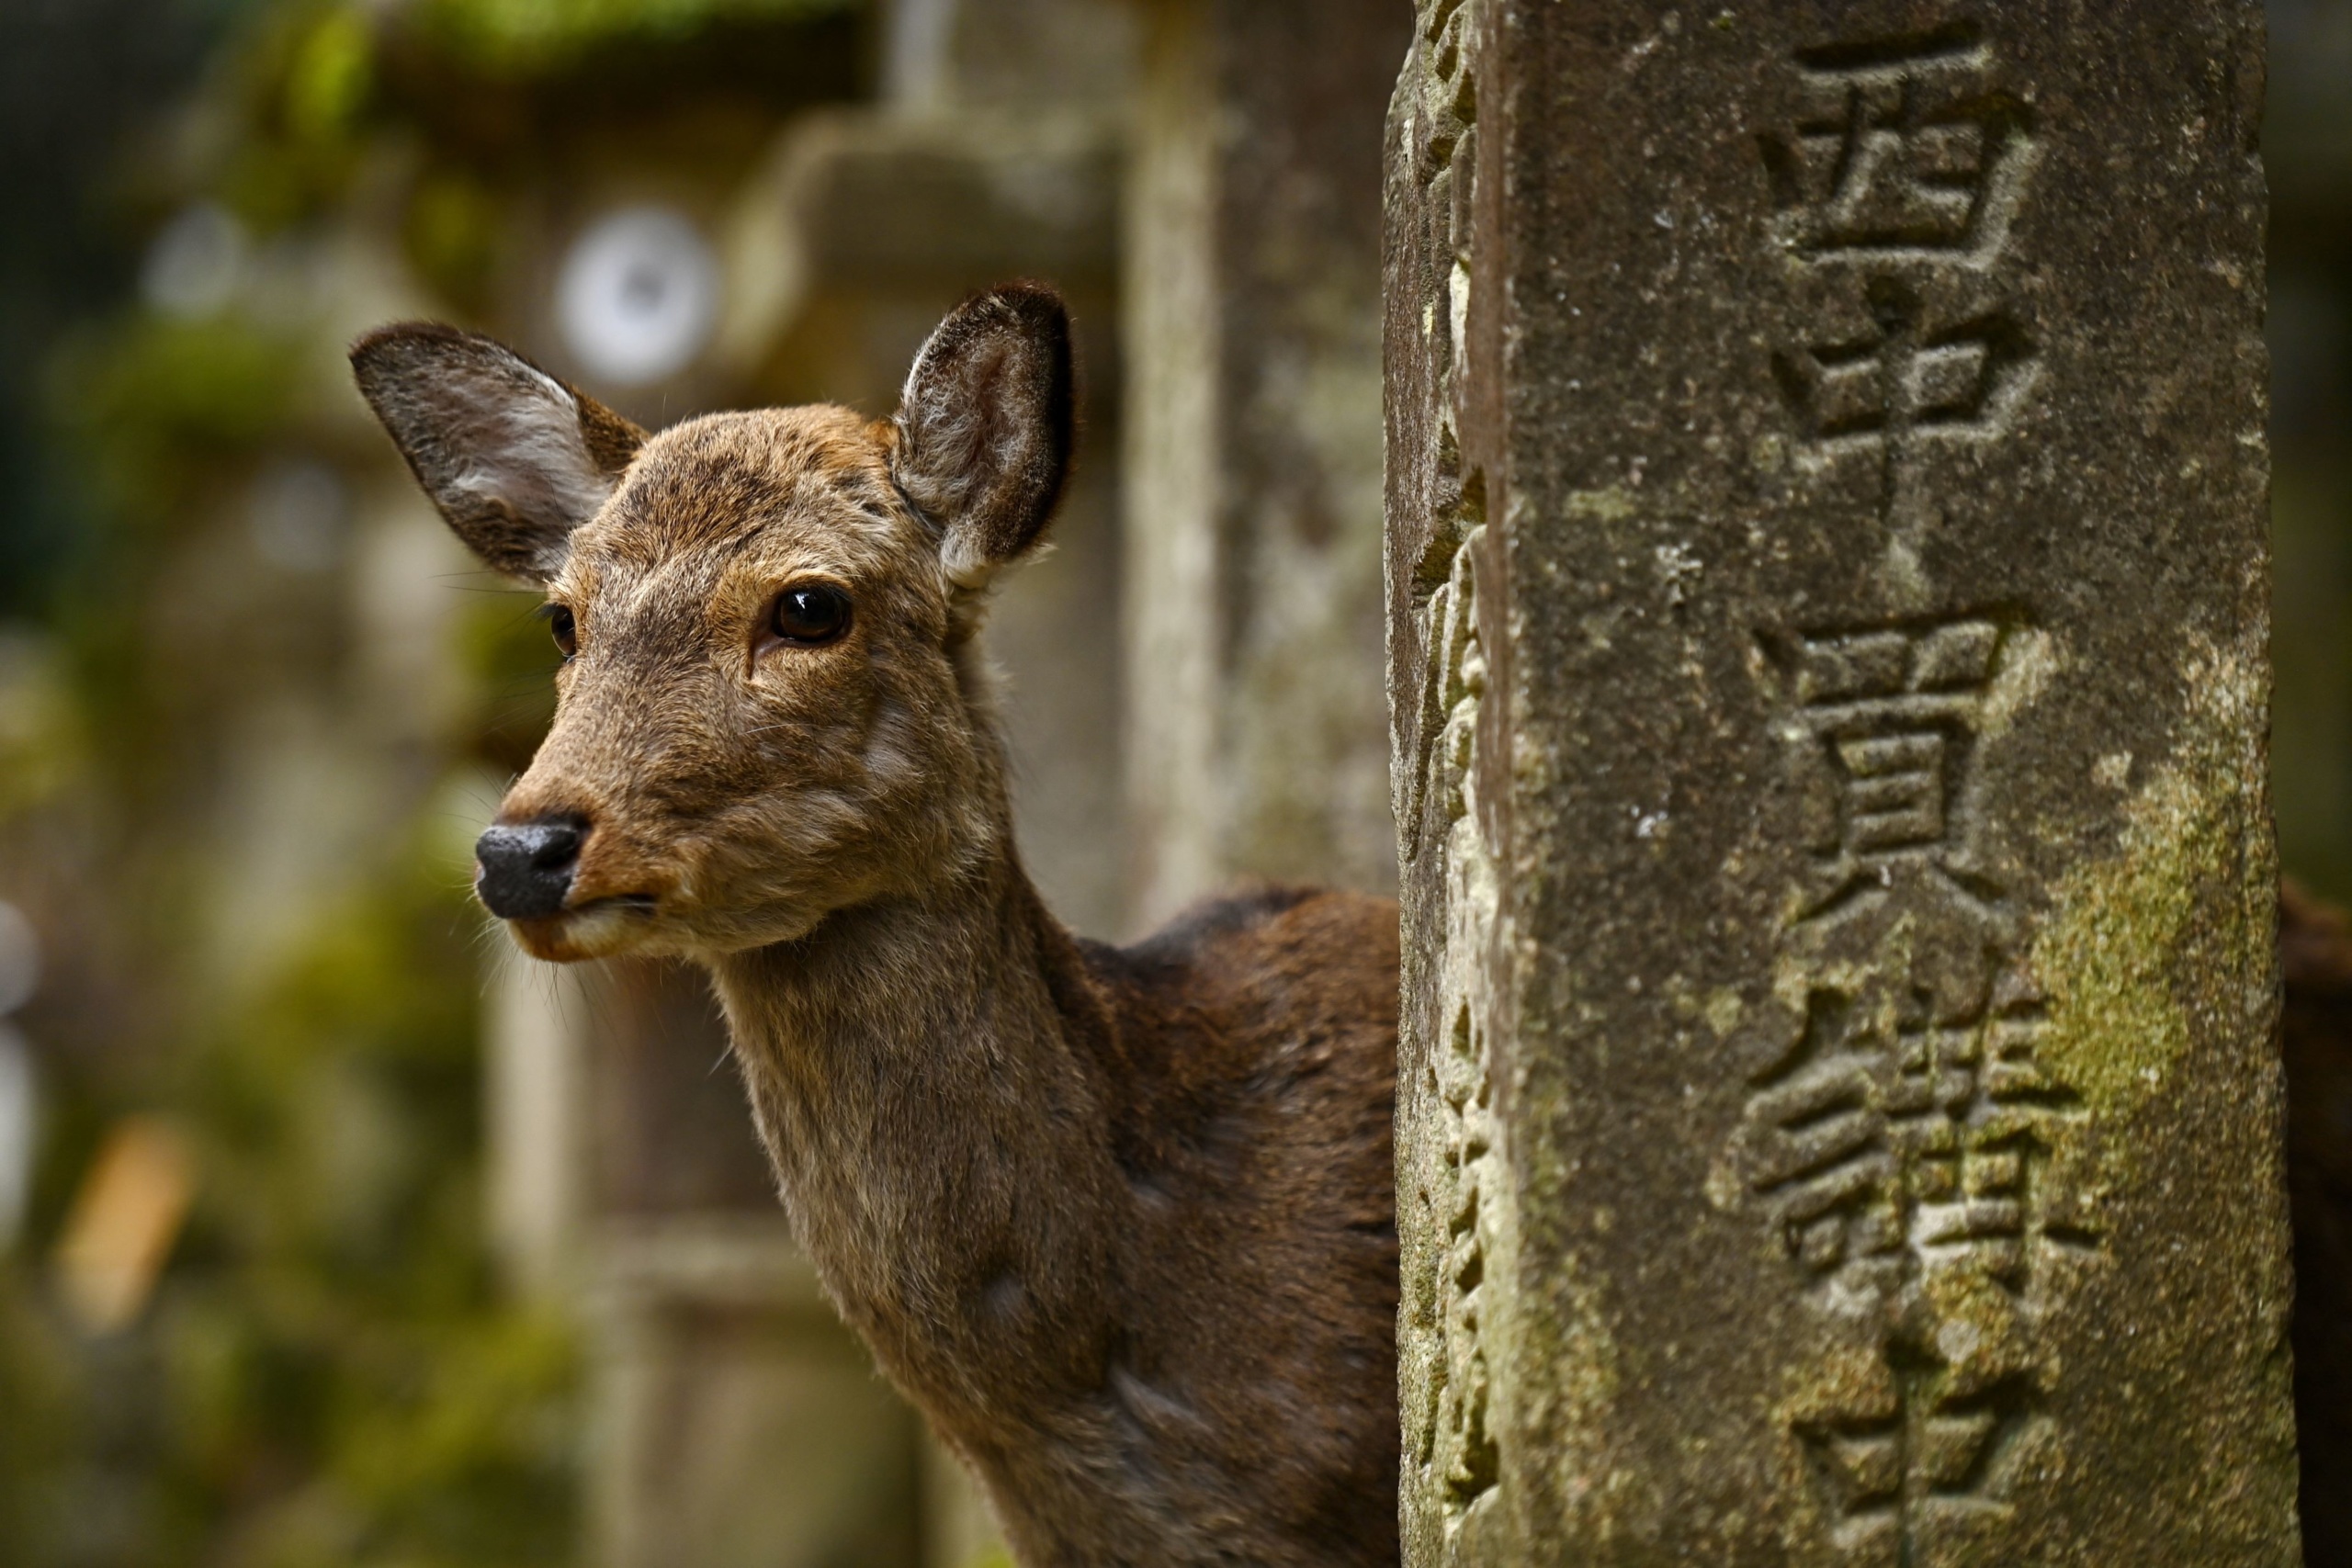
[1385,2,2299,1562]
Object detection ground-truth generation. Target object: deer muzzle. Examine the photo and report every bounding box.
[474,817,585,919]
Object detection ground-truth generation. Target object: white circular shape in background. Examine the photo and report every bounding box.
[554,206,722,388]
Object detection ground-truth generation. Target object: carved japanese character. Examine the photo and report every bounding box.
[1785,615,2008,922]
[1773,278,2040,462]
[1764,28,2037,266]
[1731,959,2087,1303]
[1796,1343,2043,1556]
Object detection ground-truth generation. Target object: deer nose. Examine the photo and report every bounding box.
[474,818,584,919]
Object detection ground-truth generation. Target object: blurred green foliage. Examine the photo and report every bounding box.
[0,1,633,1563]
[0,160,582,1558]
[0,0,250,619]
[402,173,505,319]
[0,639,85,824]
[37,312,311,838]
[0,855,580,1568]
[160,854,578,1568]
[219,4,383,232]
[0,0,879,1555]
[413,0,856,71]
[52,318,305,520]
[284,9,375,143]
[456,590,567,781]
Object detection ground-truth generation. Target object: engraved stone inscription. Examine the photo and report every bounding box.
[1733,608,2105,1554]
[1763,27,2038,266]
[1772,282,2039,463]
[1766,28,2043,535]
[1781,615,2008,921]
[1795,1343,2043,1554]
[1733,959,2092,1303]
[1385,2,2288,1561]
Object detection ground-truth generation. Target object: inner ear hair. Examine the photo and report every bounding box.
[350,322,644,584]
[891,282,1077,590]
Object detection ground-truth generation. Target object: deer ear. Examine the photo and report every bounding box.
[349,322,644,585]
[890,283,1075,590]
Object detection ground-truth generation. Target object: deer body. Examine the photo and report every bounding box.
[352,288,1401,1566]
[719,869,1397,1566]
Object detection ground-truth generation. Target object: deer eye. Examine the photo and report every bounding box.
[547,604,578,660]
[769,584,851,646]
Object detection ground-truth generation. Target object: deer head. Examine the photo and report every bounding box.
[352,285,1076,961]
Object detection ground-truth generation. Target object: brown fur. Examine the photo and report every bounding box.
[351,322,645,581]
[2284,882,2352,1567]
[352,287,1402,1566]
[894,281,1077,583]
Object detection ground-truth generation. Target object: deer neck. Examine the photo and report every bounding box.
[703,834,1128,1421]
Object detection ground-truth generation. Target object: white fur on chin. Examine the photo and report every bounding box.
[507,900,653,963]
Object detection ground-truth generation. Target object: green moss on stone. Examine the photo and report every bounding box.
[2031,635,2274,1117]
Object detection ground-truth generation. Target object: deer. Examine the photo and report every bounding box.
[351,283,1402,1568]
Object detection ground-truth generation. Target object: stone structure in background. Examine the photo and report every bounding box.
[1386,2,2300,1562]
[1122,0,1412,925]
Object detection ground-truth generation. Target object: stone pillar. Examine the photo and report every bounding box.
[1386,3,2300,1562]
[1122,0,1413,926]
